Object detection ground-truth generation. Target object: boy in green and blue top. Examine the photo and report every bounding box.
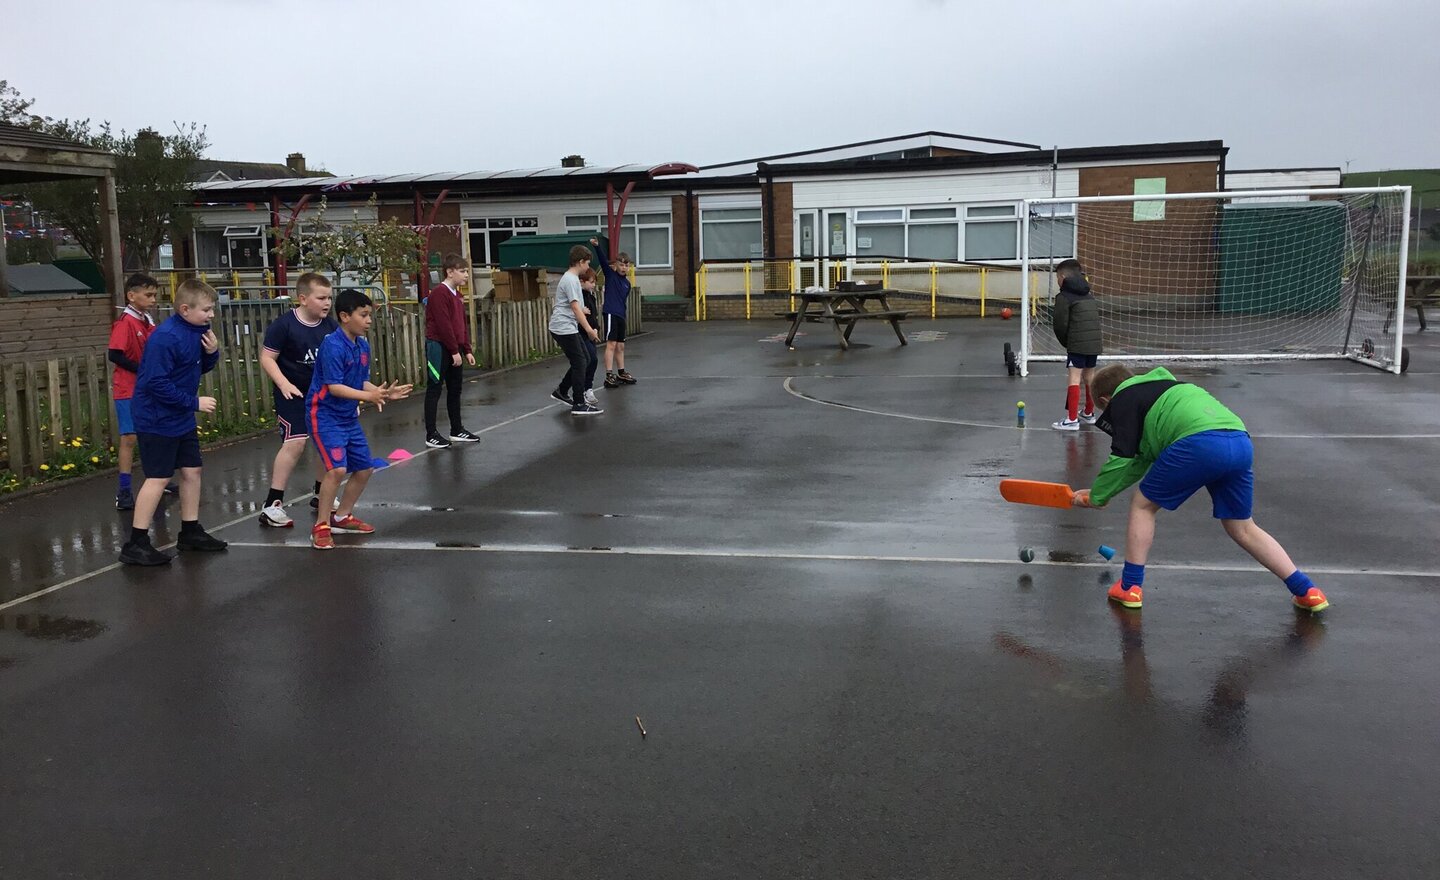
[1072,363,1329,613]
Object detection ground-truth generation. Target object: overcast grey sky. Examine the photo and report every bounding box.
[4,0,1436,174]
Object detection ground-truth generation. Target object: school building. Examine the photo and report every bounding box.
[182,131,1340,311]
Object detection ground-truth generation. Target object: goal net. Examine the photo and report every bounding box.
[1020,187,1412,375]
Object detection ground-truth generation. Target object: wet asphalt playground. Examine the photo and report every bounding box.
[3,318,1439,879]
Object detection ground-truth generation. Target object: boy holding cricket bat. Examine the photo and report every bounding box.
[1072,364,1329,613]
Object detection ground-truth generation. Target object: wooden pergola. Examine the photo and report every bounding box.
[0,122,124,305]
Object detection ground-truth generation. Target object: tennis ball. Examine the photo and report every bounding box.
[1019,547,1035,563]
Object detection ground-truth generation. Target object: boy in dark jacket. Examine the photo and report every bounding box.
[119,279,227,566]
[590,237,636,387]
[1073,363,1329,614]
[1050,258,1102,431]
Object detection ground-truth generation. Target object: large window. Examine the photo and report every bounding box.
[848,207,962,261]
[564,212,672,268]
[854,209,905,258]
[467,217,538,266]
[1028,203,1076,260]
[964,205,1019,261]
[700,208,763,261]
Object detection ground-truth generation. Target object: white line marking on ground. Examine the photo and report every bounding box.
[0,402,564,613]
[216,540,1440,580]
[782,377,1440,439]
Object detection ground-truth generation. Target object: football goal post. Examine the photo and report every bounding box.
[1019,186,1412,376]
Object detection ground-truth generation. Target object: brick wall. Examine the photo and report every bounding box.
[1076,161,1221,303]
[0,295,115,362]
[670,194,696,296]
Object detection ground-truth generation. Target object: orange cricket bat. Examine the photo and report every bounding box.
[999,479,1076,509]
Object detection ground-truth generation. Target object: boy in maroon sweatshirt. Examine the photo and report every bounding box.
[424,253,478,448]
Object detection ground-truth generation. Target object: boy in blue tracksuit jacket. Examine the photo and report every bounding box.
[119,279,228,566]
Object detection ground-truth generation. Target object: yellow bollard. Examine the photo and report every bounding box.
[744,263,752,320]
[882,260,890,290]
[930,263,938,319]
[979,267,987,318]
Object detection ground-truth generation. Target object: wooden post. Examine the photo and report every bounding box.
[66,357,82,446]
[47,359,64,450]
[98,173,125,308]
[86,353,105,450]
[3,363,25,475]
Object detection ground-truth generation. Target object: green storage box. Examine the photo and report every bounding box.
[497,233,607,271]
[1217,202,1344,314]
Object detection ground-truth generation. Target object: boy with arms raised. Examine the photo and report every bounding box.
[257,272,337,527]
[1073,363,1329,613]
[590,237,636,387]
[308,289,412,550]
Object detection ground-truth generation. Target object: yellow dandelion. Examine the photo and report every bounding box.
[39,464,50,471]
[62,463,75,471]
[72,439,83,447]
[91,456,100,464]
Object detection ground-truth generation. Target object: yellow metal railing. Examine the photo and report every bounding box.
[690,258,1043,320]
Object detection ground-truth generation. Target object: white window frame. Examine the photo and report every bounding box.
[962,202,1021,263]
[564,212,673,269]
[1026,202,1077,262]
[699,207,764,262]
[467,217,538,266]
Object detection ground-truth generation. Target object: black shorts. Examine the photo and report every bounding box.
[137,430,202,479]
[1066,353,1099,369]
[273,392,309,441]
[604,315,627,343]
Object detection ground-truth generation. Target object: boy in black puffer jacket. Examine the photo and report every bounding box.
[1051,258,1102,431]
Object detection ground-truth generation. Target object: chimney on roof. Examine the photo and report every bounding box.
[286,152,307,175]
[561,154,585,168]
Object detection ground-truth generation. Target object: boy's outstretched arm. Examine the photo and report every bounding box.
[1082,454,1150,508]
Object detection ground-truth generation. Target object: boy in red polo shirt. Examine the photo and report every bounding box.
[109,273,160,510]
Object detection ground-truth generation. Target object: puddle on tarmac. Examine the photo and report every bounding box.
[0,613,108,642]
[1046,550,1091,563]
[435,541,481,549]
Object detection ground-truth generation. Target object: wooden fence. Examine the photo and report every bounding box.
[0,290,640,478]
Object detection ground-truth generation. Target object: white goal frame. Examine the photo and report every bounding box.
[1019,186,1413,376]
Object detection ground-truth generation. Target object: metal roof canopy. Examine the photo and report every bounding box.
[0,122,125,304]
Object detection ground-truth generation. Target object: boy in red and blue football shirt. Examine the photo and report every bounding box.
[108,273,160,510]
[307,289,411,550]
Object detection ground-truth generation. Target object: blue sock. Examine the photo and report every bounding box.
[1122,561,1145,588]
[118,473,132,491]
[1284,570,1314,597]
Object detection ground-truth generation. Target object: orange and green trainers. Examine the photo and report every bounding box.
[1292,587,1330,613]
[1108,580,1143,609]
[329,514,375,534]
[311,523,334,550]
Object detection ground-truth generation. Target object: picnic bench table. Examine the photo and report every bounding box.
[777,285,911,350]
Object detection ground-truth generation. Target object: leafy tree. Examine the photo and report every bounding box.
[0,81,207,269]
[270,196,424,288]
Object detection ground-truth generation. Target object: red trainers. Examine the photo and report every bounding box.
[1108,580,1143,609]
[329,514,375,534]
[311,523,334,550]
[1292,587,1330,613]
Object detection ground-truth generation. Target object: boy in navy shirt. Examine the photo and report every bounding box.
[119,279,227,566]
[257,272,338,527]
[308,289,412,550]
[590,237,637,387]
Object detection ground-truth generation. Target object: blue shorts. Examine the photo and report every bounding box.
[1066,353,1099,369]
[114,399,135,436]
[273,392,308,442]
[1139,429,1254,520]
[137,430,202,479]
[312,419,373,473]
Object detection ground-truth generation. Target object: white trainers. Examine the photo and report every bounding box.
[258,502,294,528]
[1051,418,1080,432]
[583,389,599,406]
[1079,411,1100,425]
